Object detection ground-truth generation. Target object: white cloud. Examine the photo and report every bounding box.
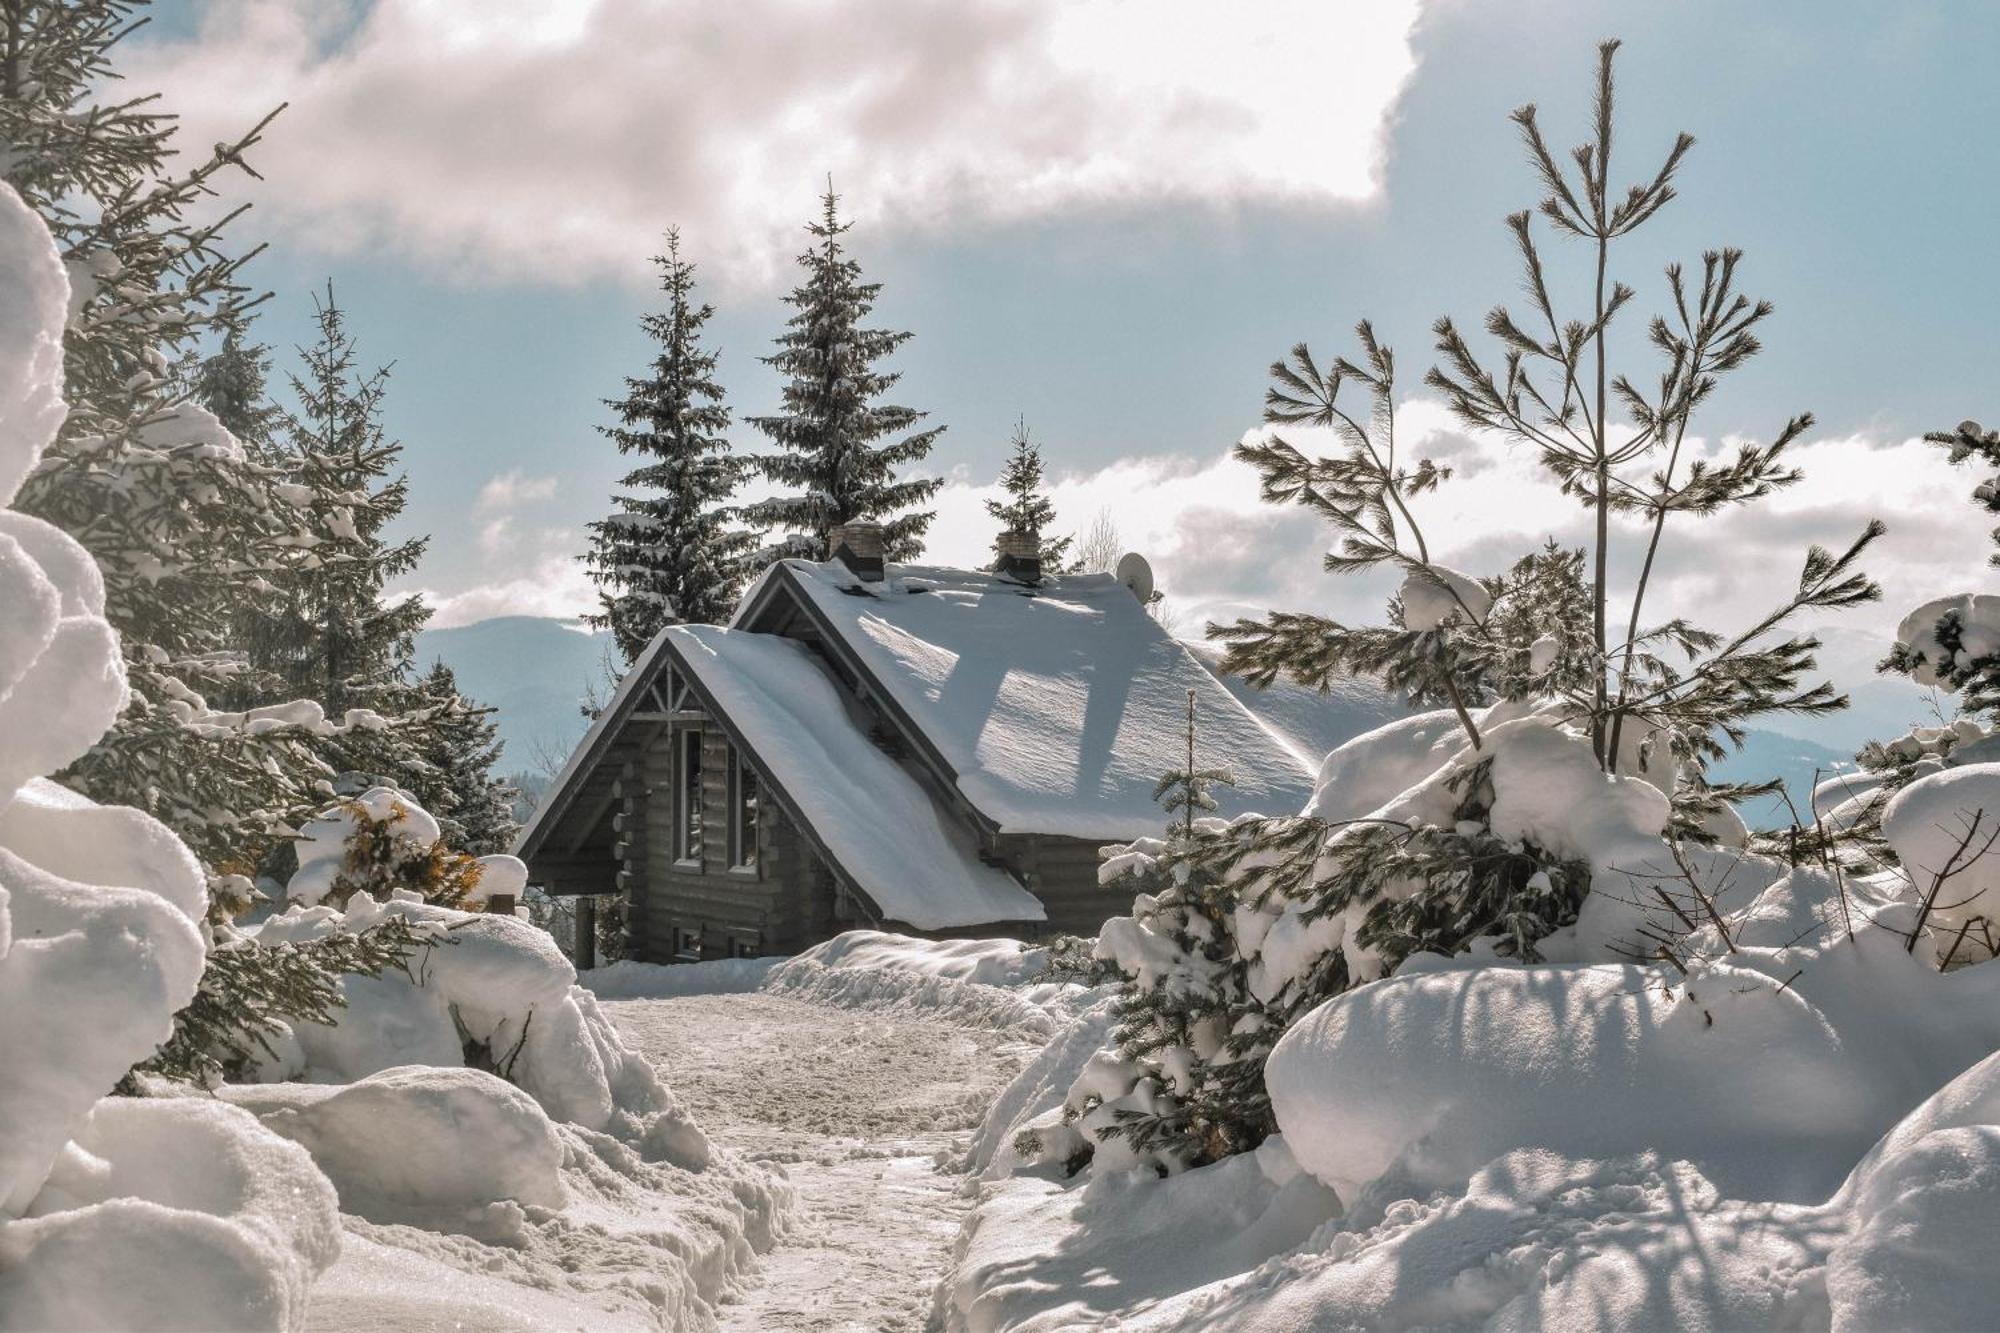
[926,407,1992,686]
[129,0,1423,286]
[410,546,599,628]
[475,470,559,512]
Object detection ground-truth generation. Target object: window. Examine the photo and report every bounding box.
[676,729,704,864]
[675,926,701,961]
[728,748,761,871]
[732,937,761,959]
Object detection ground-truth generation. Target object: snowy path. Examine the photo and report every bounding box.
[608,991,1038,1332]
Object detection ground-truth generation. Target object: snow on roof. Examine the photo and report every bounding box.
[765,561,1318,840]
[665,624,1047,930]
[1185,641,1409,771]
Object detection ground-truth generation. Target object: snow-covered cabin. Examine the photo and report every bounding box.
[515,525,1399,964]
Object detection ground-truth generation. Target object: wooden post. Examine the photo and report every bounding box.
[574,895,598,971]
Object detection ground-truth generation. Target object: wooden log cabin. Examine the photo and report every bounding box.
[513,523,1393,966]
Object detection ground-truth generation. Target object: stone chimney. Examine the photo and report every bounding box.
[994,528,1042,586]
[829,521,886,582]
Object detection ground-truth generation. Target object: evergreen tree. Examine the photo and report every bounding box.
[192,327,284,458]
[1,1,337,872]
[250,285,443,796]
[585,230,755,659]
[407,661,519,856]
[1217,42,1879,783]
[1083,693,1263,1170]
[986,417,1073,569]
[1091,41,1889,1167]
[748,186,942,561]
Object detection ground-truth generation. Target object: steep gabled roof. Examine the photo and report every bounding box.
[737,560,1320,842]
[513,621,1044,929]
[664,625,1044,928]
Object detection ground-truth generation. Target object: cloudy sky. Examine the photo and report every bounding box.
[137,0,2000,744]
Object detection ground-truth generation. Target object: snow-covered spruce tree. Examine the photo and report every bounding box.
[1155,41,1884,1160]
[0,2,347,872]
[747,186,942,562]
[1034,692,1268,1174]
[986,417,1073,569]
[191,326,284,458]
[405,660,519,856]
[249,285,447,797]
[585,230,757,659]
[286,787,494,912]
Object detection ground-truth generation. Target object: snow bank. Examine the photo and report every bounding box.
[761,930,1077,1037]
[1133,1148,1834,1333]
[254,889,704,1151]
[221,1067,565,1232]
[305,1105,791,1333]
[1266,868,2000,1204]
[962,987,1120,1179]
[584,953,788,1000]
[1826,1050,2000,1328]
[1882,761,2000,927]
[941,1135,1339,1333]
[0,1097,340,1331]
[0,178,342,1329]
[801,928,1049,987]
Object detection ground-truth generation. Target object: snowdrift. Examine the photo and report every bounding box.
[941,703,2000,1331]
[0,179,343,1331]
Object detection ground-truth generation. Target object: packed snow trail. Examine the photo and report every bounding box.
[609,991,1039,1331]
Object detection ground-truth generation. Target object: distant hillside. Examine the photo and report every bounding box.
[412,616,613,777]
[1709,728,1857,830]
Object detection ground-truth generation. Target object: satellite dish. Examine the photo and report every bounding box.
[1115,551,1155,603]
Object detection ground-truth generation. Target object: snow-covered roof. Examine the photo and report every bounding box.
[1185,641,1408,772]
[741,560,1319,841]
[664,625,1045,929]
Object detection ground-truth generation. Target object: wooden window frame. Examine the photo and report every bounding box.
[674,727,704,870]
[726,748,761,876]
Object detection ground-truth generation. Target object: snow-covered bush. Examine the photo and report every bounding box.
[253,807,703,1153]
[0,178,342,1329]
[129,909,435,1089]
[286,783,523,910]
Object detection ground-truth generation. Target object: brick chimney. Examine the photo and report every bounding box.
[994,528,1042,586]
[829,521,886,582]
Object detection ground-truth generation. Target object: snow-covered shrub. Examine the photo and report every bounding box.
[128,910,435,1089]
[286,784,520,910]
[0,178,341,1329]
[1054,720,1256,1174]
